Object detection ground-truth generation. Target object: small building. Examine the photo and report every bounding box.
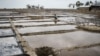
[89,2,100,11]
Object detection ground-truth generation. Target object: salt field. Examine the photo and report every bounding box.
[57,46,100,56]
[0,37,23,56]
[0,24,10,27]
[0,11,100,56]
[13,18,53,23]
[23,31,100,50]
[18,25,77,34]
[14,21,67,26]
[0,29,14,36]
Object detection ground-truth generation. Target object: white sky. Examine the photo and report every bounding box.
[0,0,98,8]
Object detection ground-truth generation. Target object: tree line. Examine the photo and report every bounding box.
[26,4,44,9]
[68,1,95,8]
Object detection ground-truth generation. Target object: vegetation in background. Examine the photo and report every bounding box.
[69,0,94,8]
[76,1,84,7]
[85,1,93,6]
[69,1,84,8]
[26,4,44,9]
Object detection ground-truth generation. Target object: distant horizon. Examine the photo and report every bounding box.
[0,7,81,9]
[0,0,99,9]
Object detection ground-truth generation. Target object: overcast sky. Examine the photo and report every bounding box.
[0,0,98,8]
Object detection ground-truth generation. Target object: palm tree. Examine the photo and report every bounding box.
[40,6,44,9]
[76,1,84,7]
[90,1,93,5]
[32,5,35,9]
[85,1,90,6]
[68,1,84,9]
[26,4,31,9]
[68,4,75,8]
[85,1,93,6]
